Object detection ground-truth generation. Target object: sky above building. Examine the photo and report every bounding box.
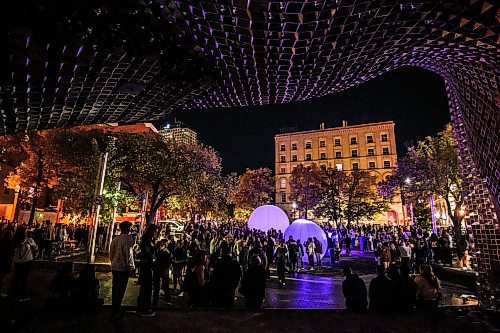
[163,67,450,174]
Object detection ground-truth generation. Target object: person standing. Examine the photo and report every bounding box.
[209,243,241,308]
[109,222,135,318]
[274,240,288,286]
[153,237,172,307]
[43,220,55,260]
[172,240,187,295]
[313,237,322,267]
[345,232,352,257]
[10,227,37,301]
[136,224,158,317]
[239,255,267,310]
[307,238,316,270]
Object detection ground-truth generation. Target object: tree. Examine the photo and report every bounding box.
[233,168,275,211]
[313,166,345,225]
[289,164,321,219]
[378,124,465,255]
[0,132,59,225]
[118,135,222,225]
[343,170,388,226]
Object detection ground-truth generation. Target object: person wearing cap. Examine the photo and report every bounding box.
[109,221,134,318]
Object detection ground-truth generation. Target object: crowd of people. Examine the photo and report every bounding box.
[0,218,471,318]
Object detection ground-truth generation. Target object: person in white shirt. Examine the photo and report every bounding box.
[11,227,37,301]
[399,241,412,266]
[109,222,135,317]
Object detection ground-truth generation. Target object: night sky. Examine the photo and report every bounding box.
[164,67,450,175]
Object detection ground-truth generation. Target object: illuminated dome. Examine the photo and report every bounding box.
[284,219,328,258]
[247,205,289,233]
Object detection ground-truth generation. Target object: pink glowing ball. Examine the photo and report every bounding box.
[247,205,290,233]
[284,219,328,258]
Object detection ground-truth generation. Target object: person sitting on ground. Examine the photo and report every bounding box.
[368,265,393,312]
[239,255,267,310]
[73,264,103,311]
[394,263,417,312]
[48,261,75,309]
[414,264,441,310]
[341,266,367,313]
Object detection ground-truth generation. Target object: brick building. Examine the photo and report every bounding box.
[274,121,403,225]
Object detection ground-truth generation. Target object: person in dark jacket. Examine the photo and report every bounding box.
[394,263,417,312]
[239,255,267,310]
[369,265,393,312]
[153,237,172,306]
[209,243,241,308]
[136,224,158,317]
[341,267,367,312]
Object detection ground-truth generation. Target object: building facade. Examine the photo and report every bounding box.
[274,121,404,225]
[158,126,197,145]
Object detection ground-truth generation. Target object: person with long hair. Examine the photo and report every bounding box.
[10,226,37,301]
[136,224,158,317]
[414,264,441,310]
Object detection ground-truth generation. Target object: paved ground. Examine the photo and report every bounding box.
[0,251,481,331]
[12,307,500,333]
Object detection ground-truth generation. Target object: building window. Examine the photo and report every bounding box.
[280,144,286,151]
[384,161,391,168]
[292,155,297,162]
[352,163,359,170]
[336,163,343,171]
[291,143,297,150]
[350,137,357,145]
[305,141,312,149]
[305,153,312,161]
[280,156,286,162]
[335,151,341,158]
[280,167,286,174]
[368,148,375,156]
[366,135,374,143]
[292,166,297,172]
[369,161,376,169]
[351,150,358,157]
[280,192,286,203]
[319,140,326,148]
[382,147,389,155]
[280,178,287,189]
[381,134,388,142]
[320,152,327,160]
[334,138,341,146]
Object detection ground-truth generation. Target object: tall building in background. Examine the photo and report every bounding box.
[158,121,197,145]
[274,121,403,225]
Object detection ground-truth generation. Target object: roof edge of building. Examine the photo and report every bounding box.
[275,121,395,138]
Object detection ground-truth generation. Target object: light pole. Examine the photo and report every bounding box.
[292,202,297,220]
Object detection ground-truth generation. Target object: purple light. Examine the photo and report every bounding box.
[247,205,289,233]
[284,219,328,258]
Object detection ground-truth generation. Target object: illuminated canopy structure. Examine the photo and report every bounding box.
[248,205,289,233]
[2,1,499,307]
[284,219,328,258]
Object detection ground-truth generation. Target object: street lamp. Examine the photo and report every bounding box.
[292,202,297,219]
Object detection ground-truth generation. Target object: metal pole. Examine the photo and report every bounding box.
[138,191,148,240]
[107,181,121,254]
[430,195,437,235]
[409,202,414,226]
[88,152,108,263]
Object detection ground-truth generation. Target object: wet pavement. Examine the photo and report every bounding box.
[96,250,475,309]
